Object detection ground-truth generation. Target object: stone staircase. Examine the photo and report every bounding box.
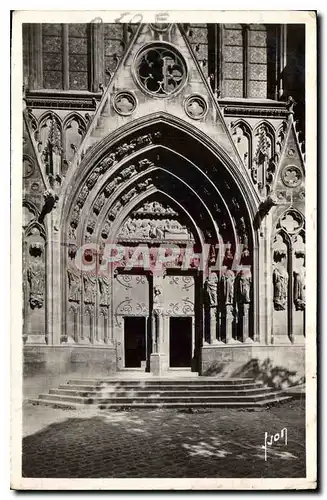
[29,377,293,410]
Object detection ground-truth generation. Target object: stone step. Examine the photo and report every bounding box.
[66,378,260,386]
[29,395,292,410]
[37,391,286,404]
[60,382,262,391]
[51,387,274,397]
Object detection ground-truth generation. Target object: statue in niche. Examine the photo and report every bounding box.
[93,192,106,215]
[76,185,89,208]
[100,153,116,173]
[27,255,45,309]
[67,269,81,302]
[86,166,102,190]
[98,275,110,306]
[221,269,235,305]
[83,274,97,304]
[109,201,122,220]
[122,188,137,205]
[294,264,305,311]
[273,264,289,311]
[50,143,62,178]
[238,269,252,304]
[153,276,164,312]
[70,204,81,228]
[121,164,137,179]
[137,177,152,191]
[104,176,122,197]
[69,226,76,240]
[204,273,218,307]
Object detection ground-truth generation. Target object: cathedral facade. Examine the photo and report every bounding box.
[22,23,306,387]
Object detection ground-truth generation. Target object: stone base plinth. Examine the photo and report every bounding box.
[150,353,169,376]
[23,345,117,399]
[201,343,305,388]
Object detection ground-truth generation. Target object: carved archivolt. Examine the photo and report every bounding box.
[69,131,161,231]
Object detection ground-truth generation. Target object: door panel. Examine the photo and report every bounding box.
[169,317,192,367]
[124,317,146,368]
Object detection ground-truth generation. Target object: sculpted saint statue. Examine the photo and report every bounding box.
[27,259,45,309]
[98,274,110,306]
[83,274,97,304]
[222,269,235,305]
[238,269,252,304]
[273,265,289,311]
[204,274,218,307]
[294,266,305,310]
[67,269,81,302]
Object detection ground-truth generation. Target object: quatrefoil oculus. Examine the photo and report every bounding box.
[184,95,208,120]
[113,92,137,116]
[281,165,303,188]
[133,42,187,97]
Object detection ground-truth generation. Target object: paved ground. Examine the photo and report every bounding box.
[22,399,305,478]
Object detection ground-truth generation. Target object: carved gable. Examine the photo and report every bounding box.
[81,24,242,170]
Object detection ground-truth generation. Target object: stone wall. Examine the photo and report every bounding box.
[23,345,117,398]
[201,344,305,388]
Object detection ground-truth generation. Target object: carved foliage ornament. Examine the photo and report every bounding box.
[134,43,187,97]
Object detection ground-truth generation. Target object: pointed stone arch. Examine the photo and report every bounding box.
[58,112,260,226]
[62,113,87,167]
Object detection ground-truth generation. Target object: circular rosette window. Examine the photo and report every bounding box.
[113,92,137,116]
[134,43,187,97]
[184,94,208,120]
[281,165,303,188]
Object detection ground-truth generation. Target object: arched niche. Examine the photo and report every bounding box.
[36,111,63,177]
[23,222,47,344]
[231,120,252,169]
[272,230,290,343]
[63,113,87,166]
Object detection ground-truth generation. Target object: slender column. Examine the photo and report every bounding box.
[50,224,62,345]
[278,25,287,98]
[90,22,104,92]
[242,304,250,342]
[218,24,224,96]
[152,313,158,353]
[242,25,249,98]
[209,307,217,344]
[225,305,234,344]
[28,24,43,89]
[62,24,69,90]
